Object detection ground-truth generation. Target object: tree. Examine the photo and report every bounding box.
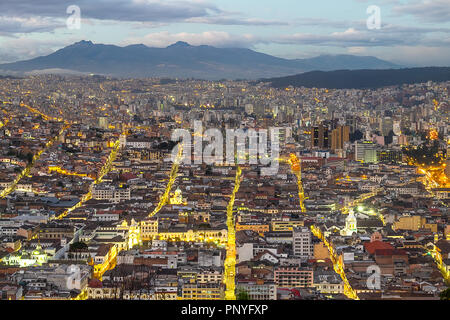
[237,289,250,300]
[350,130,363,143]
[26,152,33,163]
[70,242,88,251]
[403,128,412,136]
[385,130,395,145]
[440,288,450,300]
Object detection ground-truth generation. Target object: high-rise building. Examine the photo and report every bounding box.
[346,116,358,133]
[377,149,403,163]
[311,124,329,149]
[331,126,350,151]
[380,117,394,136]
[355,141,377,163]
[293,227,313,259]
[364,149,378,164]
[98,117,108,129]
[393,120,402,136]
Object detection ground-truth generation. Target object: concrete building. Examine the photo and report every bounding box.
[293,227,313,259]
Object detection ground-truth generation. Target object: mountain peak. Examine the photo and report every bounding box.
[167,41,192,48]
[125,44,148,49]
[72,40,94,47]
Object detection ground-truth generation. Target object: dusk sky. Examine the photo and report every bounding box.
[0,0,449,66]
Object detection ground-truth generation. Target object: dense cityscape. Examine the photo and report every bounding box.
[0,75,448,301]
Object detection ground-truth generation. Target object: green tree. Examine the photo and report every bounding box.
[237,289,250,300]
[350,130,363,143]
[70,242,88,251]
[26,152,33,163]
[440,288,450,300]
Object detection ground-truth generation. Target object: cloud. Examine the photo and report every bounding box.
[121,21,450,49]
[122,30,261,48]
[0,0,285,26]
[355,0,401,3]
[184,16,288,26]
[0,37,76,63]
[0,0,288,35]
[293,18,358,29]
[347,46,368,54]
[273,28,415,47]
[272,23,450,48]
[0,0,220,23]
[0,16,63,36]
[392,0,450,23]
[380,45,450,66]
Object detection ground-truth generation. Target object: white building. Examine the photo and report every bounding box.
[237,281,277,300]
[92,185,131,203]
[341,210,358,236]
[293,227,314,259]
[126,138,152,149]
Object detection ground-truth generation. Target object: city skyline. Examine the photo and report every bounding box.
[0,75,448,301]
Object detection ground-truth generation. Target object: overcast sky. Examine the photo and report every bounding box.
[0,0,449,66]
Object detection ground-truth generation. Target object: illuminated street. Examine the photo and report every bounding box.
[224,166,242,300]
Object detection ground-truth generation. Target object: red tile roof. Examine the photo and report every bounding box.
[364,241,394,255]
[374,249,408,256]
[88,279,103,288]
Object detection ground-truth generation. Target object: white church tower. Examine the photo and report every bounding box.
[341,209,358,236]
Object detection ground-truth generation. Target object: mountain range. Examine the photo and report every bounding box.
[262,67,450,89]
[0,40,401,80]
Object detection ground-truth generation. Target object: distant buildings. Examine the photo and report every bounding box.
[311,124,329,149]
[0,75,448,301]
[331,126,350,152]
